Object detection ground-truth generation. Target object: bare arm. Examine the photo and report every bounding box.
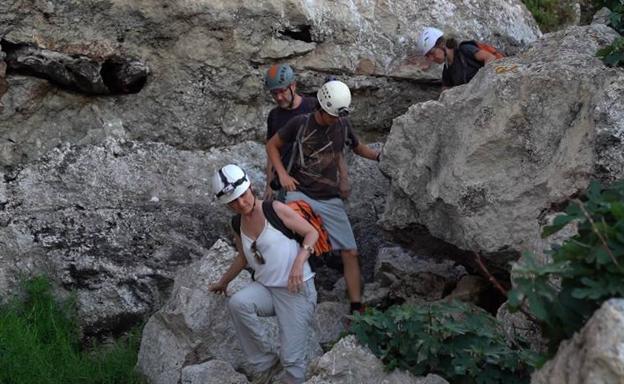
[209,234,248,295]
[267,134,299,191]
[273,201,319,292]
[475,49,497,64]
[353,142,381,162]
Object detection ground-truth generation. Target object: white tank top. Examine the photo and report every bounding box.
[240,220,314,287]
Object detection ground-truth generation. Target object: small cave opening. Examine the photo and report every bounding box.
[100,57,148,95]
[278,25,313,43]
[1,39,148,95]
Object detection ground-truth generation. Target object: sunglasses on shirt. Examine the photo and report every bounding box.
[251,241,265,265]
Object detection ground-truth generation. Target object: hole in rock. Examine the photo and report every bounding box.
[279,25,313,43]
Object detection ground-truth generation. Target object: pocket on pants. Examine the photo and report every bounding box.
[302,279,317,308]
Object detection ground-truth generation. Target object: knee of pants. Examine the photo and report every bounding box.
[227,292,254,315]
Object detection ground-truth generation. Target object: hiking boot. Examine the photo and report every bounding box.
[251,359,282,384]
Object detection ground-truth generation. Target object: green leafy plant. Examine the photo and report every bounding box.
[0,276,146,384]
[522,0,578,32]
[350,301,539,384]
[596,0,624,66]
[598,37,624,67]
[508,180,624,353]
[597,0,624,33]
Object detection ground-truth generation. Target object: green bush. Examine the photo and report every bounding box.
[596,0,624,66]
[350,301,539,384]
[0,276,145,384]
[522,0,578,32]
[508,180,624,353]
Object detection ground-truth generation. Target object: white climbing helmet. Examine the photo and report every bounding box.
[417,27,444,55]
[212,164,251,204]
[317,80,351,117]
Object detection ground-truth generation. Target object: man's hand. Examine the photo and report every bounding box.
[278,172,299,192]
[209,281,228,296]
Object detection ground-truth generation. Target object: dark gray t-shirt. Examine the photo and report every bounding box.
[277,113,359,200]
[442,42,481,87]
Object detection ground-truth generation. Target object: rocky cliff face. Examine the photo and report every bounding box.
[0,0,540,333]
[0,0,539,168]
[381,24,624,265]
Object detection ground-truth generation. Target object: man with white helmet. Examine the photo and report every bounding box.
[416,26,498,88]
[264,63,318,199]
[209,164,319,384]
[266,80,381,315]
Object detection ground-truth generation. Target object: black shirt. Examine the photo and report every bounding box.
[266,96,318,140]
[442,42,482,87]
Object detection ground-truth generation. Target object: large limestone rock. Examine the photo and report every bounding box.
[0,0,539,168]
[305,335,449,384]
[0,139,266,334]
[181,360,249,384]
[136,240,257,384]
[381,24,624,263]
[0,134,388,334]
[531,299,624,384]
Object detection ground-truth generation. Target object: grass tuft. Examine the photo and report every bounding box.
[0,276,145,384]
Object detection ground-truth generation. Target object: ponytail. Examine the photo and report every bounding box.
[445,37,458,49]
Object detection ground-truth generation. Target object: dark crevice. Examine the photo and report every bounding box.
[100,56,148,94]
[390,224,512,315]
[1,39,149,95]
[279,25,313,43]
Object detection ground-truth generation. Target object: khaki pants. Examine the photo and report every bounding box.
[227,279,317,383]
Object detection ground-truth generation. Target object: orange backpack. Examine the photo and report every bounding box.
[475,41,505,60]
[231,200,332,256]
[284,200,332,256]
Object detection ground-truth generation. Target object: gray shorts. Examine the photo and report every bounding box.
[286,191,357,251]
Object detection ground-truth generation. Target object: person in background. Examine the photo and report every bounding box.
[264,64,318,200]
[416,27,498,88]
[266,80,381,315]
[209,164,318,384]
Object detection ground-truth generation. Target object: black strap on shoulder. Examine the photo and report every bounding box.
[262,201,300,241]
[231,214,242,236]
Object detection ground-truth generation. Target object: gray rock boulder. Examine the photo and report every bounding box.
[375,246,466,303]
[344,142,389,281]
[531,299,624,384]
[0,139,266,334]
[305,335,449,384]
[181,360,249,384]
[381,24,624,263]
[0,0,539,168]
[314,301,349,347]
[137,240,257,384]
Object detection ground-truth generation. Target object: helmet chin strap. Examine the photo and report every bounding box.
[288,87,295,109]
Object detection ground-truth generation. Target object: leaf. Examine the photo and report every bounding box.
[527,293,550,321]
[542,214,575,237]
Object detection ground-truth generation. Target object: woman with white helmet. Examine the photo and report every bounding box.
[416,26,499,88]
[209,164,319,384]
